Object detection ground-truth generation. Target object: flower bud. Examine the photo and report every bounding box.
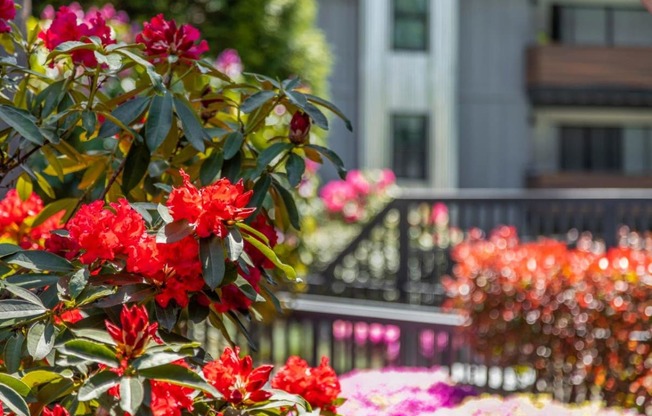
[289,111,311,144]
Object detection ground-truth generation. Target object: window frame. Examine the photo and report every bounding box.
[391,0,430,52]
[390,113,430,182]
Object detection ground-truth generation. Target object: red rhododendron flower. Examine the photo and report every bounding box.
[0,190,64,249]
[203,346,273,405]
[38,6,115,67]
[289,111,311,144]
[0,0,15,33]
[167,170,255,238]
[52,304,84,326]
[136,14,208,63]
[272,356,342,413]
[105,304,162,362]
[42,404,70,416]
[214,267,262,313]
[150,377,195,416]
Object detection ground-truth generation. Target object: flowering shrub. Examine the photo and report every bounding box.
[444,226,652,411]
[337,367,476,416]
[0,1,350,415]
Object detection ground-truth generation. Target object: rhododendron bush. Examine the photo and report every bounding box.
[444,227,652,412]
[0,1,349,415]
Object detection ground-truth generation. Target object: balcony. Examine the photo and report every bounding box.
[527,45,652,107]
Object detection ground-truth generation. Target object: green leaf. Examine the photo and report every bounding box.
[122,140,151,193]
[157,204,174,224]
[240,90,276,114]
[139,364,220,396]
[26,321,55,361]
[286,152,305,188]
[173,96,207,152]
[306,144,347,179]
[236,222,270,246]
[31,198,77,228]
[243,72,281,88]
[305,93,353,132]
[81,110,96,134]
[34,79,66,118]
[3,283,44,307]
[284,89,307,108]
[16,174,32,202]
[155,302,179,332]
[247,174,271,210]
[120,377,144,415]
[4,274,59,290]
[303,102,328,130]
[241,234,296,279]
[5,250,74,273]
[156,219,193,244]
[0,300,47,319]
[223,131,244,160]
[132,349,195,371]
[234,275,263,302]
[97,96,150,139]
[35,378,74,406]
[0,244,21,258]
[272,180,301,230]
[146,91,173,151]
[200,151,223,186]
[0,383,29,416]
[115,49,164,92]
[0,105,45,145]
[68,328,116,346]
[200,236,226,290]
[21,369,63,388]
[254,142,293,176]
[0,374,31,398]
[77,370,120,402]
[61,339,120,368]
[3,333,24,373]
[225,227,244,262]
[68,268,89,300]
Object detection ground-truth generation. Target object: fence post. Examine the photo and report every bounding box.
[397,201,410,302]
[603,200,617,248]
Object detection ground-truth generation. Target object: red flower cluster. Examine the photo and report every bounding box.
[271,356,341,413]
[38,5,115,67]
[149,376,195,416]
[0,0,15,33]
[42,404,70,416]
[105,304,162,362]
[136,14,209,63]
[0,189,63,249]
[203,346,273,405]
[167,170,255,238]
[444,226,652,408]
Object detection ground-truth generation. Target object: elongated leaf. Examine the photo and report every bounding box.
[236,222,270,246]
[243,72,281,88]
[61,339,119,367]
[0,300,47,319]
[16,174,32,202]
[200,151,223,186]
[3,283,44,307]
[122,140,151,193]
[5,250,74,272]
[155,302,179,332]
[146,91,173,151]
[200,236,225,290]
[0,244,21,257]
[0,383,29,416]
[77,370,120,402]
[254,142,293,176]
[35,378,75,406]
[284,89,307,107]
[31,198,77,228]
[242,234,296,279]
[26,321,55,361]
[247,174,271,210]
[68,328,116,346]
[173,97,207,152]
[139,364,219,396]
[305,93,353,131]
[115,49,163,92]
[240,90,276,114]
[4,274,59,290]
[132,350,195,371]
[3,332,24,373]
[272,181,301,230]
[303,102,328,130]
[223,131,244,160]
[0,105,45,145]
[120,377,144,414]
[68,268,89,299]
[285,152,305,188]
[21,370,63,388]
[306,144,347,179]
[225,227,244,262]
[0,374,31,397]
[97,96,150,139]
[156,219,193,244]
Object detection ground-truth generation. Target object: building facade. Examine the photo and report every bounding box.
[317,0,652,189]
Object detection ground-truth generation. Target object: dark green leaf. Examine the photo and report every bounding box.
[5,250,74,273]
[146,92,173,151]
[223,131,244,160]
[303,102,328,130]
[97,96,150,139]
[34,79,66,118]
[0,374,31,398]
[254,142,293,177]
[284,89,307,108]
[234,275,263,302]
[285,153,305,188]
[173,97,207,152]
[35,378,74,406]
[188,300,209,324]
[4,274,59,290]
[31,198,77,228]
[155,302,180,332]
[200,151,223,186]
[0,300,47,319]
[3,332,24,373]
[247,174,271,210]
[0,105,45,145]
[3,283,44,307]
[0,244,21,258]
[75,285,116,306]
[139,364,220,396]
[305,93,353,131]
[306,144,347,179]
[94,285,155,308]
[77,370,120,402]
[132,349,195,371]
[81,110,96,134]
[0,383,29,416]
[26,321,55,361]
[122,140,151,194]
[240,90,276,114]
[282,77,301,91]
[200,236,225,290]
[272,180,301,230]
[69,268,89,300]
[222,150,242,183]
[120,377,144,414]
[155,219,193,244]
[225,227,244,262]
[61,339,120,368]
[243,72,281,88]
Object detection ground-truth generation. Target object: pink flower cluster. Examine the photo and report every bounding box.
[320,169,396,222]
[215,48,243,78]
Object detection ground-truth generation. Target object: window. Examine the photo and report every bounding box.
[392,115,428,180]
[392,0,429,51]
[551,5,652,46]
[560,126,622,172]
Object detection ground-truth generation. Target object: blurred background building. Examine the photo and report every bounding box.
[317,0,652,189]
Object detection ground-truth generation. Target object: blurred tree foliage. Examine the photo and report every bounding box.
[33,0,332,95]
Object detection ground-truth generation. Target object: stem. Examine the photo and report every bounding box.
[100,152,129,201]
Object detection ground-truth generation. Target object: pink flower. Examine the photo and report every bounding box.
[0,0,16,33]
[215,48,243,78]
[320,180,356,213]
[378,169,396,189]
[136,14,209,63]
[346,170,371,195]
